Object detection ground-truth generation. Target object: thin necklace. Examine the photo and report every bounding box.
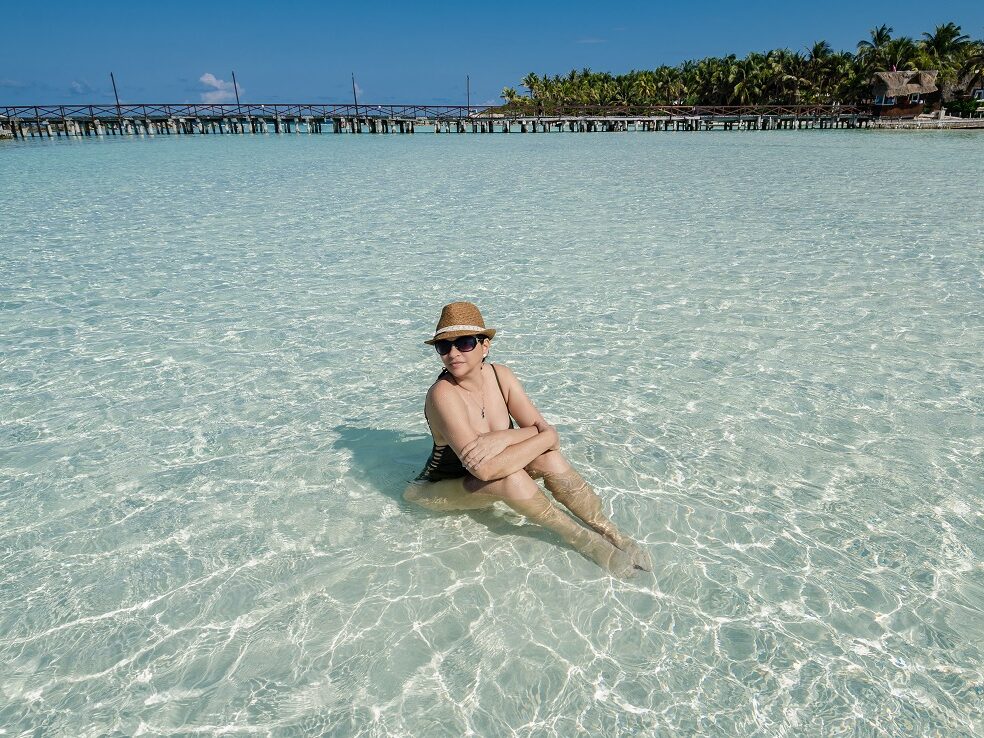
[459,365,486,418]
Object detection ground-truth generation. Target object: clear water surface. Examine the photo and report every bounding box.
[1,129,982,736]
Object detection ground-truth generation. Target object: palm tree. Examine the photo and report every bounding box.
[730,56,763,104]
[829,51,862,103]
[520,73,541,100]
[959,47,984,96]
[920,23,973,94]
[858,24,893,57]
[500,87,519,105]
[655,66,684,104]
[808,40,833,61]
[881,37,919,71]
[691,56,733,105]
[921,23,971,65]
[630,71,657,106]
[678,60,697,104]
[771,49,807,102]
[805,42,834,102]
[857,24,894,76]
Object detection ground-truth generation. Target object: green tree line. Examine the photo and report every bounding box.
[500,23,984,108]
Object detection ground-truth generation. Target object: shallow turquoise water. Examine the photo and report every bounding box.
[1,130,982,736]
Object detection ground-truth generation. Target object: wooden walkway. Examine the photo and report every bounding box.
[868,116,984,130]
[0,103,872,140]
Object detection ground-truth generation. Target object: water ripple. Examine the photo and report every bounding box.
[1,132,982,736]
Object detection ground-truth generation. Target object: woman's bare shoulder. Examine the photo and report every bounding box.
[491,362,521,385]
[425,374,457,406]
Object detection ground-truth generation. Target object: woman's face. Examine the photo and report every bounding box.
[440,335,489,377]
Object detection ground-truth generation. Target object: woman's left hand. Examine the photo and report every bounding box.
[534,419,561,451]
[461,432,511,472]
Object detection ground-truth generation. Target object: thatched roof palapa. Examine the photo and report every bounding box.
[871,70,938,98]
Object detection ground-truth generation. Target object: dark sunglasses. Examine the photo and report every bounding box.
[434,335,485,356]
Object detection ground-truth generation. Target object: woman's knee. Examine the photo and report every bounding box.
[525,450,571,477]
[474,470,539,501]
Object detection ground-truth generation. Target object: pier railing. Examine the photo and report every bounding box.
[0,102,873,138]
[1,102,866,121]
[1,103,496,121]
[494,103,868,117]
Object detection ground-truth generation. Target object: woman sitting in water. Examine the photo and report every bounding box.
[403,302,652,578]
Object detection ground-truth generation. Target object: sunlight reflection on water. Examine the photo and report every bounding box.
[0,130,982,736]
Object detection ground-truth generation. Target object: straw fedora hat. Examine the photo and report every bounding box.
[424,302,497,345]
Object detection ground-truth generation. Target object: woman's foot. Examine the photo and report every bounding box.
[503,490,637,579]
[570,529,638,579]
[610,535,653,572]
[541,469,653,573]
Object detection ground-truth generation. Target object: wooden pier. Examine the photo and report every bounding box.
[0,103,873,140]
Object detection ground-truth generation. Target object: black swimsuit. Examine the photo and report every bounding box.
[416,363,514,482]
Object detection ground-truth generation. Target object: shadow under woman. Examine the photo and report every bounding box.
[330,424,556,546]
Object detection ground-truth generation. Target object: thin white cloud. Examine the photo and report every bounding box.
[576,38,607,44]
[69,80,94,96]
[199,73,241,103]
[0,78,26,88]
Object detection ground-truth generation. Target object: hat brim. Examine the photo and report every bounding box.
[424,328,496,345]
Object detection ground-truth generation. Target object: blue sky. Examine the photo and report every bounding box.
[2,1,982,105]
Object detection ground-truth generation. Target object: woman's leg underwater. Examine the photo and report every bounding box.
[466,470,636,579]
[527,451,654,573]
[403,478,499,512]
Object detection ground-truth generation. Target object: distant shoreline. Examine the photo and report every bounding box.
[500,22,983,113]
